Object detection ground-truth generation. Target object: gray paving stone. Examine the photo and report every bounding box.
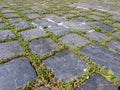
[26,14,40,19]
[4,13,20,18]
[47,25,70,35]
[107,40,120,52]
[0,57,37,90]
[77,74,118,90]
[113,23,120,27]
[0,41,23,59]
[59,34,88,46]
[7,18,23,23]
[72,17,87,23]
[89,15,102,20]
[88,22,113,32]
[39,87,51,90]
[92,11,106,16]
[13,21,34,29]
[113,31,120,37]
[1,9,15,13]
[111,15,120,21]
[21,10,34,13]
[0,23,7,28]
[29,38,58,55]
[19,28,46,40]
[80,43,120,78]
[0,18,2,22]
[43,50,86,81]
[0,30,15,40]
[86,31,108,40]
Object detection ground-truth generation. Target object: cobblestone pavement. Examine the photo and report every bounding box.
[0,0,120,90]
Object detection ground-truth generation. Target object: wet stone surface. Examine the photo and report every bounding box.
[0,57,37,90]
[43,50,86,81]
[80,43,120,78]
[77,74,119,90]
[0,41,23,59]
[29,38,58,55]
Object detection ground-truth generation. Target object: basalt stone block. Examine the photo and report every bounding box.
[107,40,120,52]
[77,74,118,90]
[43,50,86,81]
[80,43,120,78]
[0,41,23,59]
[26,14,40,19]
[59,33,88,46]
[113,31,120,37]
[0,57,37,90]
[0,30,15,40]
[29,38,58,55]
[47,25,70,35]
[86,31,108,40]
[19,28,46,40]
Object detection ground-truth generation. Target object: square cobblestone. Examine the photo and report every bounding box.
[107,40,120,52]
[86,31,108,40]
[29,38,58,55]
[19,28,46,40]
[80,43,120,78]
[59,34,88,46]
[0,30,15,40]
[0,41,23,59]
[77,74,118,90]
[43,50,86,81]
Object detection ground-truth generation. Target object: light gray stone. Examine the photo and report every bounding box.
[113,31,120,37]
[26,14,40,19]
[39,87,51,90]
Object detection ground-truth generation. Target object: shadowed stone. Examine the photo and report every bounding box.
[59,34,88,46]
[19,28,46,40]
[39,87,51,90]
[0,41,23,59]
[113,31,120,37]
[77,74,118,90]
[80,43,120,78]
[86,31,108,40]
[107,40,120,52]
[29,38,58,55]
[26,14,40,19]
[43,50,86,81]
[0,57,37,90]
[0,30,15,40]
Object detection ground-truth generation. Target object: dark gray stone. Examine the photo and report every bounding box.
[0,30,15,40]
[0,41,23,59]
[47,25,70,35]
[59,33,88,46]
[7,18,23,23]
[107,40,120,52]
[29,38,58,55]
[39,87,51,90]
[113,31,120,37]
[86,31,108,40]
[77,74,118,90]
[0,57,37,90]
[4,13,20,18]
[80,43,120,78]
[43,50,86,81]
[0,23,7,28]
[26,14,40,19]
[88,22,113,32]
[19,28,46,40]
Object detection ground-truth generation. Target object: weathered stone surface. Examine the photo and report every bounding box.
[4,13,20,18]
[7,18,23,23]
[39,87,51,90]
[86,31,108,40]
[43,50,86,81]
[0,30,15,40]
[113,23,120,27]
[72,17,87,23]
[89,15,102,20]
[21,10,33,13]
[80,43,120,78]
[77,74,118,90]
[0,23,7,28]
[0,18,2,22]
[113,31,120,37]
[59,34,88,46]
[19,28,46,40]
[1,9,15,13]
[0,57,37,90]
[26,14,40,19]
[107,40,120,52]
[29,38,58,55]
[0,41,23,59]
[47,25,70,35]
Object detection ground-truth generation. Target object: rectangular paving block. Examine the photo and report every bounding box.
[7,18,23,23]
[59,33,88,46]
[77,74,118,90]
[0,41,23,59]
[43,50,86,81]
[0,23,7,28]
[29,38,58,55]
[19,28,46,40]
[107,40,120,52]
[80,43,120,78]
[72,17,87,23]
[4,13,20,18]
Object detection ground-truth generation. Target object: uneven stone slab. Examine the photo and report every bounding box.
[86,31,108,40]
[80,43,120,78]
[4,13,20,18]
[0,41,23,59]
[26,14,40,19]
[0,30,15,40]
[113,31,120,37]
[107,40,120,52]
[29,38,58,55]
[47,25,70,35]
[19,28,46,40]
[88,22,113,32]
[1,9,15,13]
[89,15,102,20]
[72,17,87,23]
[7,18,23,23]
[0,57,37,90]
[59,33,88,46]
[77,74,118,90]
[43,50,86,81]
